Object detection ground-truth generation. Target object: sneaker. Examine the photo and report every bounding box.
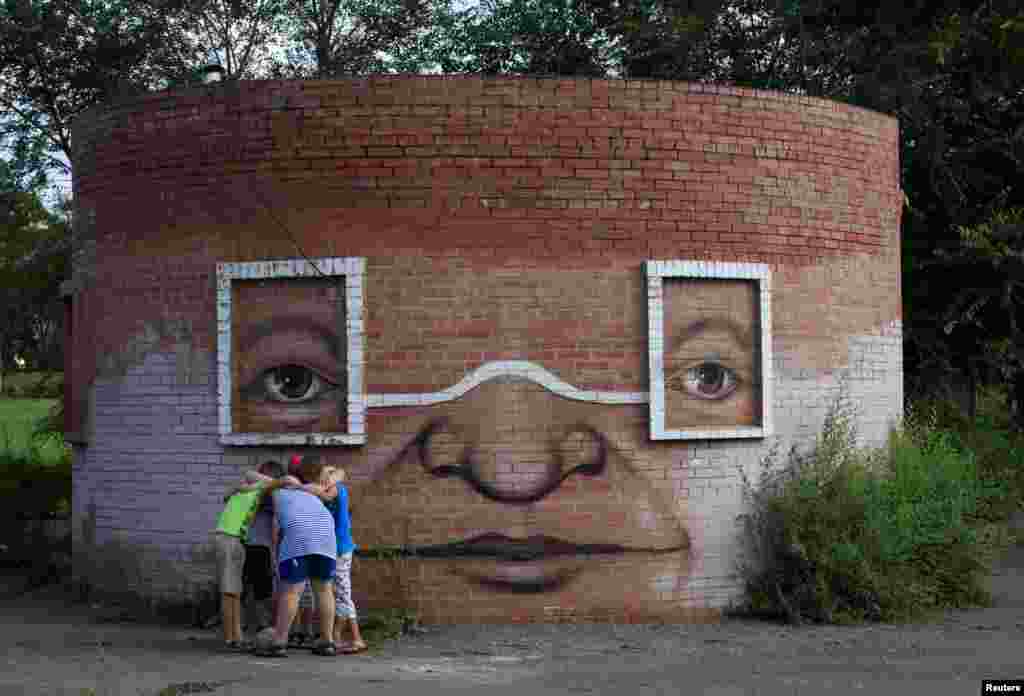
[311,639,336,656]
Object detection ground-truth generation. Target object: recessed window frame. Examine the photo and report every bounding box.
[216,257,366,446]
[645,260,772,441]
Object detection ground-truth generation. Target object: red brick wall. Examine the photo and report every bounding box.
[68,77,902,622]
[68,77,900,410]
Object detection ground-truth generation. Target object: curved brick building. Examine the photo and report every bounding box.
[67,76,902,623]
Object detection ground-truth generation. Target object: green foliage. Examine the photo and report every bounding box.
[0,438,71,519]
[0,160,68,379]
[276,0,444,77]
[174,0,292,80]
[0,426,71,586]
[422,0,617,76]
[735,394,1012,625]
[0,397,68,466]
[1,370,63,398]
[907,391,1024,522]
[0,0,200,170]
[359,607,420,643]
[927,208,1024,428]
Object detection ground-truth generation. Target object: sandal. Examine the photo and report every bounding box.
[287,633,311,649]
[253,643,287,658]
[338,640,368,654]
[311,639,336,656]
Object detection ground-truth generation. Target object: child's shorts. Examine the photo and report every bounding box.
[277,554,336,586]
[213,532,245,595]
[299,552,356,619]
[242,545,274,601]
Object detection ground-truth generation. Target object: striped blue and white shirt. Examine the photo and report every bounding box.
[272,488,336,563]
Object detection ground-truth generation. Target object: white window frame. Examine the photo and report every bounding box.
[216,257,366,446]
[645,260,772,440]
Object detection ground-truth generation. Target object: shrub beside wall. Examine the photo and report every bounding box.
[734,396,1015,624]
[0,390,72,588]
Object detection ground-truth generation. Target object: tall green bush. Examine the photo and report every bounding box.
[735,394,1010,624]
[906,394,1024,522]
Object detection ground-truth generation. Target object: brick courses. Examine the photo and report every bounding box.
[67,76,902,622]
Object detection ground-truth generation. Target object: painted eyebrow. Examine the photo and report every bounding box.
[238,317,341,358]
[671,318,754,352]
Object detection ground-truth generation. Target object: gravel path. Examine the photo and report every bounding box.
[1,539,1021,696]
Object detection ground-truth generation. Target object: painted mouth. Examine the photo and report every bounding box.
[412,533,679,560]
[386,533,686,593]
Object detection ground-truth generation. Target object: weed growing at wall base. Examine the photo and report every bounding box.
[733,394,1011,624]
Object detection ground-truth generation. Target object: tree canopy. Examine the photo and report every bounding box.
[1,0,1022,423]
[0,158,67,388]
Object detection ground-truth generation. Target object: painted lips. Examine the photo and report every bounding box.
[390,532,686,593]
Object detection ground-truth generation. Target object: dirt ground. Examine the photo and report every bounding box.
[1,541,1022,696]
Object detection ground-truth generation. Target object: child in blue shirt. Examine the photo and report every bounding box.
[325,466,365,653]
[296,465,366,652]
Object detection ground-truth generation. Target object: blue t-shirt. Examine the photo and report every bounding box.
[272,488,336,563]
[325,485,356,555]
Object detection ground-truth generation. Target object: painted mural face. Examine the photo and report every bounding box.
[231,278,347,434]
[358,381,690,611]
[227,265,762,617]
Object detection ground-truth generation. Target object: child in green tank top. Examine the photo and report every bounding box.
[213,461,279,650]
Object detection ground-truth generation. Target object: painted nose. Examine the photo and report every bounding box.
[420,378,606,504]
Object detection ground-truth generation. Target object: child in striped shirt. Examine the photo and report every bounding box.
[254,457,338,657]
[296,465,366,653]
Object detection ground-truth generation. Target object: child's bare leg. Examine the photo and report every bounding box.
[348,617,364,645]
[271,584,303,646]
[296,583,314,638]
[221,593,241,643]
[231,594,244,642]
[331,553,364,649]
[333,617,363,646]
[220,593,230,642]
[311,579,335,643]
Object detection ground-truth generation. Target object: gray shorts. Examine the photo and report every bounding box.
[213,532,245,596]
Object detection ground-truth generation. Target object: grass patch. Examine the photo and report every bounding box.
[359,607,421,644]
[0,398,70,519]
[0,398,68,467]
[0,396,71,584]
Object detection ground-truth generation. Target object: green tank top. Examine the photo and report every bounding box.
[215,485,265,539]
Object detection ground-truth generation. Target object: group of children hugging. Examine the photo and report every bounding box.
[212,453,367,657]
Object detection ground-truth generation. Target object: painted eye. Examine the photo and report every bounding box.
[682,362,738,400]
[262,364,334,403]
